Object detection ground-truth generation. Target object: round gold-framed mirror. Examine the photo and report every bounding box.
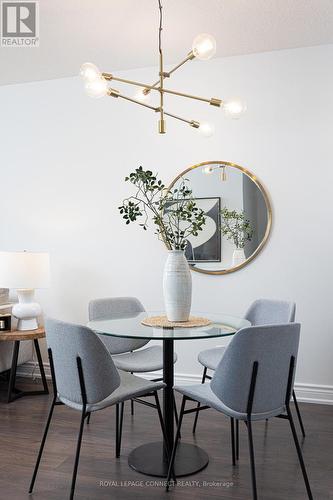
[167,161,272,275]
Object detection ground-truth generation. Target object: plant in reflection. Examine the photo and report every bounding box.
[220,208,254,249]
[118,167,206,250]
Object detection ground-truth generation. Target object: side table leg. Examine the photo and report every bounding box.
[7,341,20,403]
[34,339,49,394]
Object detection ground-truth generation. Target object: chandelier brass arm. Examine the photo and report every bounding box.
[142,51,195,95]
[163,111,200,128]
[107,88,160,111]
[107,87,201,129]
[161,89,222,107]
[102,73,221,107]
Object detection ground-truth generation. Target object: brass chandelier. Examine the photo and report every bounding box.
[80,0,246,135]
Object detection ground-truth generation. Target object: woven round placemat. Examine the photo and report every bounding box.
[141,315,211,328]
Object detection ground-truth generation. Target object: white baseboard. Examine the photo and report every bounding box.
[293,383,333,405]
[17,362,333,406]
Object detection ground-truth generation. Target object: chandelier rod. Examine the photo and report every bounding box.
[107,88,159,111]
[158,0,163,55]
[143,52,195,95]
[163,111,199,128]
[102,73,221,106]
[158,0,165,133]
[107,87,200,127]
[161,88,221,106]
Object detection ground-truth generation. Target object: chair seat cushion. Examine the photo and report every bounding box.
[113,345,177,372]
[174,383,285,421]
[198,346,225,371]
[59,372,165,413]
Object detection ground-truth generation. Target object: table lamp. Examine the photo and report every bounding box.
[0,251,50,331]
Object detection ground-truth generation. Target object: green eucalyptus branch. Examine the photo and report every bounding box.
[118,167,206,251]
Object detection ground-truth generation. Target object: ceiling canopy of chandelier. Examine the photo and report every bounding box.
[80,0,246,136]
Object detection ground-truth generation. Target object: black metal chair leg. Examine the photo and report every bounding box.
[292,390,306,438]
[116,402,124,458]
[116,403,120,457]
[192,402,201,434]
[130,371,135,415]
[236,419,239,460]
[70,407,86,500]
[154,392,168,446]
[173,393,181,439]
[246,419,258,500]
[230,418,236,466]
[153,391,176,482]
[287,407,313,499]
[115,402,125,458]
[7,341,19,403]
[29,397,56,493]
[166,396,186,491]
[192,367,207,434]
[86,412,91,425]
[173,394,179,426]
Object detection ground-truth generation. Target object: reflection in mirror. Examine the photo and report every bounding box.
[168,162,271,275]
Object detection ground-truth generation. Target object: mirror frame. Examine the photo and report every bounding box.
[167,160,272,275]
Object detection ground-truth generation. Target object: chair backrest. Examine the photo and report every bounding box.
[245,299,296,325]
[45,318,121,405]
[211,323,300,417]
[88,297,149,354]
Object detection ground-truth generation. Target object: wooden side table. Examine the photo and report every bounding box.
[0,327,49,403]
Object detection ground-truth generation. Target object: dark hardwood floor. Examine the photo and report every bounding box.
[0,377,332,500]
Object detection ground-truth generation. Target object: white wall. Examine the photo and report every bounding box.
[1,45,333,401]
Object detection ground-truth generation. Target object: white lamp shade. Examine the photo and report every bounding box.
[0,252,50,289]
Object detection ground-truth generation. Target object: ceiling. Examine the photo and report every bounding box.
[1,0,333,85]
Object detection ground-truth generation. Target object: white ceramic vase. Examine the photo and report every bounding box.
[163,250,192,322]
[232,248,246,267]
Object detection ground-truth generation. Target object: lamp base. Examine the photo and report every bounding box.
[12,289,42,331]
[17,318,39,331]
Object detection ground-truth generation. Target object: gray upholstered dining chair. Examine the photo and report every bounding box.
[88,297,177,417]
[166,323,313,500]
[192,299,306,443]
[29,319,167,500]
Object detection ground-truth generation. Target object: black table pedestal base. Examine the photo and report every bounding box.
[128,441,209,477]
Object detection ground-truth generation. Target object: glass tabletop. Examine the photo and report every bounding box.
[87,311,250,340]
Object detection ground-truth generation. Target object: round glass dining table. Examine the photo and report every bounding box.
[87,311,250,478]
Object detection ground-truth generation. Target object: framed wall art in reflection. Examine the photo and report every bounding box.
[165,197,221,263]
